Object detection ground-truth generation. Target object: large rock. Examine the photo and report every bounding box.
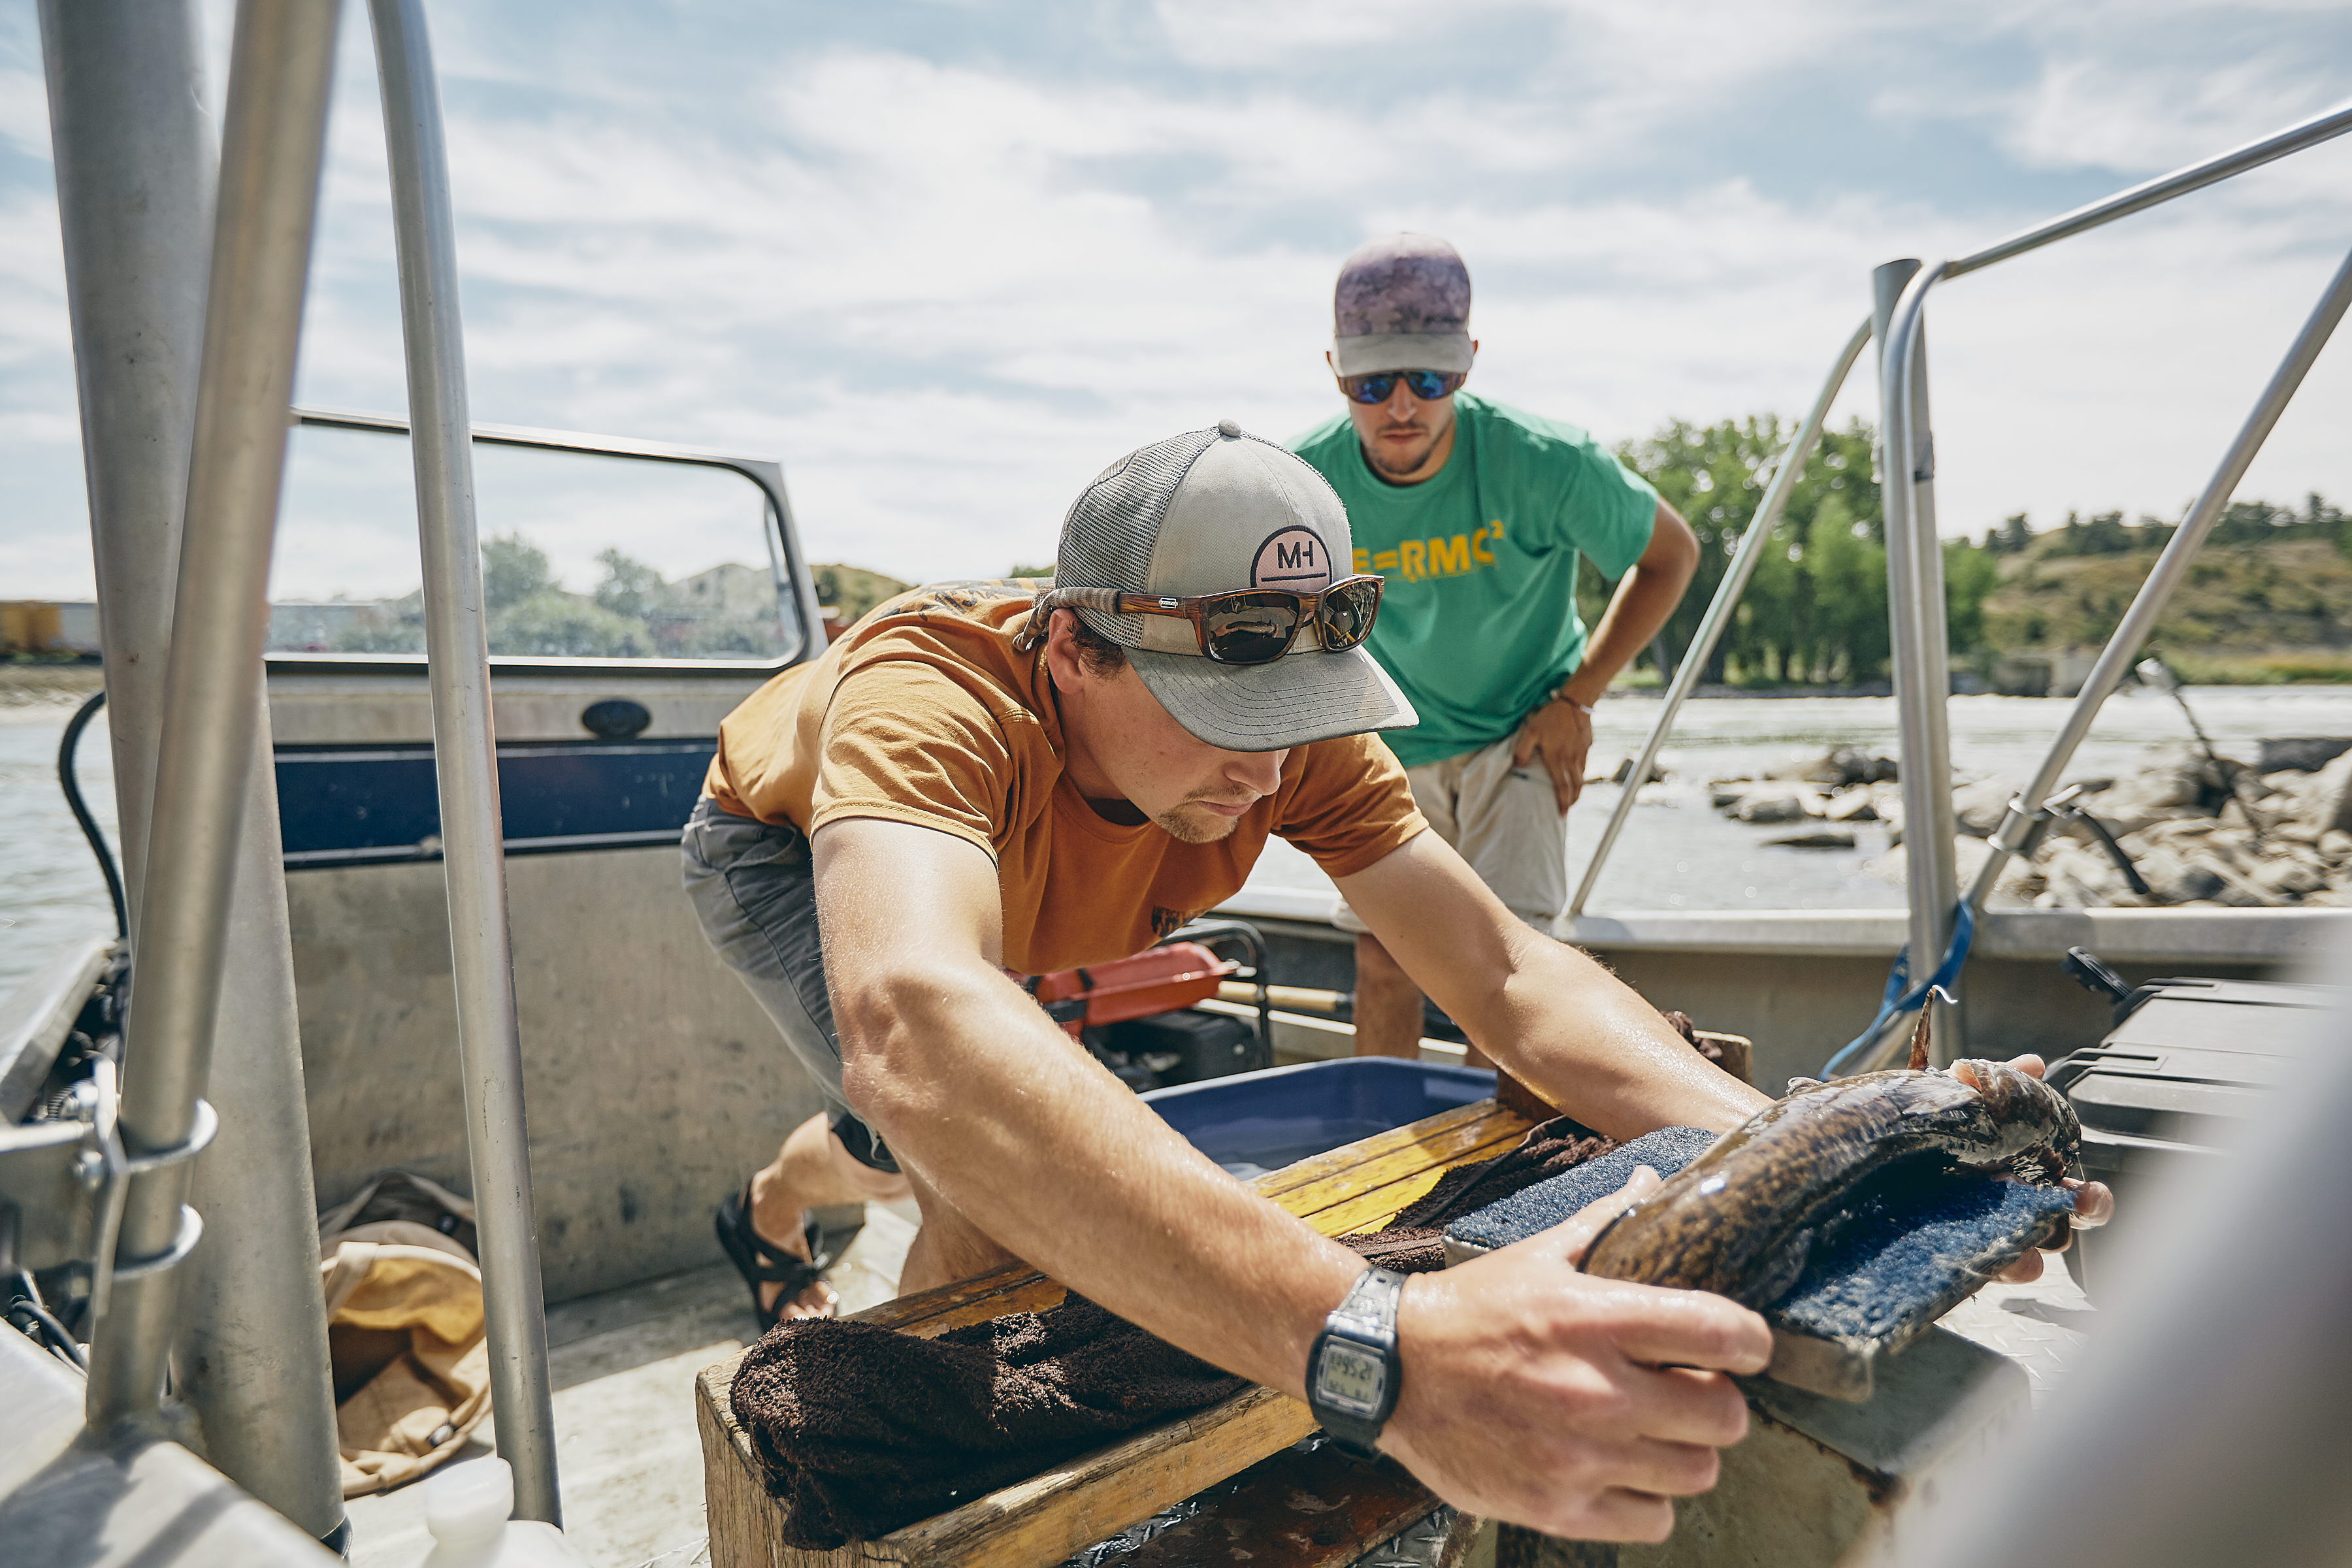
[1823,787,1880,823]
[2299,751,2352,836]
[2033,841,2145,908]
[1776,747,1895,787]
[2257,737,2352,773]
[1734,788,1816,825]
[2251,855,2329,898]
[2134,847,2225,905]
[1951,778,2016,838]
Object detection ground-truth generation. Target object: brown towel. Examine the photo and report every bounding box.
[732,1114,1617,1549]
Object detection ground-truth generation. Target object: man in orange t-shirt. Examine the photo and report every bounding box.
[680,417,1782,1540]
[682,422,2099,1539]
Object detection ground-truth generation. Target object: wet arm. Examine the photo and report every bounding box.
[814,815,1362,1400]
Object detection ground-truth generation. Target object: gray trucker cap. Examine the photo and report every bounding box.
[1020,420,1416,753]
[1332,232,1474,376]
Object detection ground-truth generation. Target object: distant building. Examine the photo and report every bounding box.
[0,601,101,655]
[672,563,783,621]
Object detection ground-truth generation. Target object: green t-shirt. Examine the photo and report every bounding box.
[1290,393,1658,770]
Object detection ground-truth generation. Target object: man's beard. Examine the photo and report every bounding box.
[1155,801,1246,844]
[1365,425,1436,477]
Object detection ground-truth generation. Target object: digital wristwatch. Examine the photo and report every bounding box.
[1305,1266,1406,1458]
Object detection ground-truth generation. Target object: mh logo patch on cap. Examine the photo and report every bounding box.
[1252,527,1331,593]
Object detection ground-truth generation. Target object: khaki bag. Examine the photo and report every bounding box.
[318,1173,493,1497]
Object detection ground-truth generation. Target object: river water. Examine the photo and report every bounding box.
[6,685,2352,999]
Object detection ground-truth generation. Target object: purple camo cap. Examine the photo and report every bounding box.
[1332,232,1473,377]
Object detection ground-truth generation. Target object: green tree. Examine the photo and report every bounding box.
[1942,534,2001,661]
[593,548,670,619]
[1616,416,1882,683]
[489,593,648,657]
[1803,495,1888,683]
[482,533,555,610]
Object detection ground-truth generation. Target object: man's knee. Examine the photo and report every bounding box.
[907,1174,1018,1271]
[1356,932,1411,986]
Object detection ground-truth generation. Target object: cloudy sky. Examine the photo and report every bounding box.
[3,0,2349,602]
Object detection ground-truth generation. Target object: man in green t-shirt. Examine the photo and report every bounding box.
[1292,233,1699,1059]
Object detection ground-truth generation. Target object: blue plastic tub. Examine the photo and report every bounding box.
[1141,1057,1499,1179]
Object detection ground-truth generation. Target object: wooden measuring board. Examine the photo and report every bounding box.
[696,1094,1538,1568]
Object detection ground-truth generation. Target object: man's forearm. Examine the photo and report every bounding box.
[1475,932,1767,1137]
[1560,562,1686,708]
[841,962,1360,1399]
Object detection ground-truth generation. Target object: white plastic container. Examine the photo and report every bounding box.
[417,1458,592,1567]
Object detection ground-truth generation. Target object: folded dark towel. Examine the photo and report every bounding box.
[729,1295,1250,1551]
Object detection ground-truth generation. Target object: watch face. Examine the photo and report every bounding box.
[1316,1338,1387,1418]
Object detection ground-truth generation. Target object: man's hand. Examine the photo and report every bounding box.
[1382,1169,1772,1543]
[1955,1054,2115,1282]
[1511,695,1593,814]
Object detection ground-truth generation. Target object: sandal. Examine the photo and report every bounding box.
[716,1183,847,1331]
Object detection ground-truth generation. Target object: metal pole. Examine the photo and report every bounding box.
[1966,240,2352,913]
[368,0,561,1523]
[1947,103,2352,280]
[1874,259,1962,1065]
[1569,317,1872,917]
[36,0,214,914]
[82,0,340,1437]
[40,0,348,1536]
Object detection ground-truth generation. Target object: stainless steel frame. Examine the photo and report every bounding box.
[367,0,560,1523]
[41,0,350,1537]
[81,0,341,1439]
[1567,101,2352,1055]
[1875,259,1963,1061]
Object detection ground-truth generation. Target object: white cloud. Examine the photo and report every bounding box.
[3,0,2348,604]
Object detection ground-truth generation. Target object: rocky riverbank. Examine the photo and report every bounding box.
[0,661,103,709]
[1707,738,2352,909]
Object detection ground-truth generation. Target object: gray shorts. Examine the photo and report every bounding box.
[1333,736,1568,938]
[679,798,898,1172]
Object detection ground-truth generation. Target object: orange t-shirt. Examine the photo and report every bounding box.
[704,581,1426,974]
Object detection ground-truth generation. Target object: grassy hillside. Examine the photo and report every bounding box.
[810,563,913,625]
[1982,536,2352,681]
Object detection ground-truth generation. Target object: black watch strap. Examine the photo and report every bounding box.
[1308,1266,1406,1458]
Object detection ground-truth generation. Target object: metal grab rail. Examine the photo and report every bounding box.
[1965,240,2352,917]
[1568,317,1874,918]
[368,0,562,1525]
[1876,259,1962,1061]
[1948,101,2352,280]
[1564,101,2352,990]
[82,0,341,1431]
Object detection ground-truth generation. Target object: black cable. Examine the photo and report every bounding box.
[7,1273,87,1371]
[57,687,127,941]
[2057,804,2153,898]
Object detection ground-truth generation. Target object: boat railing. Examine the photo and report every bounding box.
[1567,99,2352,1066]
[48,0,581,1531]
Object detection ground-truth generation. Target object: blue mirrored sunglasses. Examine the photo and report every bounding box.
[1339,368,1468,406]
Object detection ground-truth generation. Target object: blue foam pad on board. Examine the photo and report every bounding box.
[1441,1127,1719,1253]
[1447,1128,2077,1354]
[1771,1162,2076,1346]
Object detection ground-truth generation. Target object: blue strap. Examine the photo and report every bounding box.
[1817,902,1976,1079]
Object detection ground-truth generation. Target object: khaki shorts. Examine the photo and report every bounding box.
[1334,737,1567,938]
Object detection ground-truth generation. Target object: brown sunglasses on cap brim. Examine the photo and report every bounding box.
[1017,576,1385,665]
